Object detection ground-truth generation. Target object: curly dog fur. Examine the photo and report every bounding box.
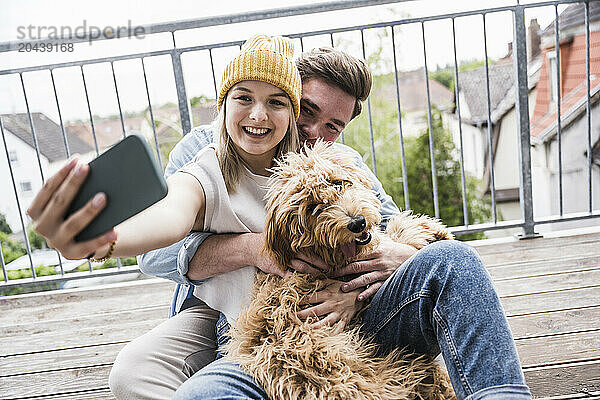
[225,141,457,399]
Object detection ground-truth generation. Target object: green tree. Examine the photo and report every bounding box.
[430,59,490,93]
[343,72,491,240]
[0,213,11,234]
[430,68,455,92]
[402,109,491,240]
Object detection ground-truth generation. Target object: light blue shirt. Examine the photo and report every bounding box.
[138,125,400,316]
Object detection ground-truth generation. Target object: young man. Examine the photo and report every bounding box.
[29,47,531,399]
[109,47,413,398]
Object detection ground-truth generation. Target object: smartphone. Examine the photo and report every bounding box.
[67,134,168,242]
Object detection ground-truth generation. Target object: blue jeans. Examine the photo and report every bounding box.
[173,241,532,400]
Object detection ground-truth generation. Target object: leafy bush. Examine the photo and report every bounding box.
[0,232,26,264]
[0,264,56,281]
[75,257,137,272]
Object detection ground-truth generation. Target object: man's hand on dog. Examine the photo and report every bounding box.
[332,239,417,301]
[296,279,363,334]
[287,251,329,276]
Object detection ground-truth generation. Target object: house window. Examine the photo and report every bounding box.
[547,51,558,102]
[20,181,32,193]
[9,150,18,163]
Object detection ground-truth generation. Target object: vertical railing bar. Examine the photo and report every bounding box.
[80,66,99,156]
[208,49,218,102]
[585,1,592,213]
[330,34,345,145]
[50,70,70,157]
[20,73,45,278]
[360,29,378,177]
[554,5,564,216]
[0,116,36,279]
[452,18,469,227]
[110,62,127,139]
[0,242,6,283]
[513,5,537,238]
[421,21,440,218]
[49,69,68,276]
[110,61,125,270]
[171,50,192,136]
[81,65,99,271]
[483,14,498,223]
[20,73,45,183]
[391,25,410,210]
[141,57,162,166]
[300,36,305,52]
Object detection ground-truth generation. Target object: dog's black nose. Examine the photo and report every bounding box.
[347,215,366,233]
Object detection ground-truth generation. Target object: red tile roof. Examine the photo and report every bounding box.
[531,30,600,138]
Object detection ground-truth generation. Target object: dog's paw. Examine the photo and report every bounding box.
[386,211,454,249]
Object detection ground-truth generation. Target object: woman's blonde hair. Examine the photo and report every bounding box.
[214,98,299,192]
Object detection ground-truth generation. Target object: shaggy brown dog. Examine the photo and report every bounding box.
[226,141,457,399]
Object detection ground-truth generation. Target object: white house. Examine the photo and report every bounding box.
[446,5,600,236]
[529,2,600,232]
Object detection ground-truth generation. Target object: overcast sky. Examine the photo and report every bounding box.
[0,0,563,122]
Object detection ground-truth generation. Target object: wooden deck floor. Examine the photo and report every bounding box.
[1,228,599,399]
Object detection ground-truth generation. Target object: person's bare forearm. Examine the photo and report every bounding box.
[186,232,261,281]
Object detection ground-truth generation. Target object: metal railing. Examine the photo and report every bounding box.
[0,0,598,290]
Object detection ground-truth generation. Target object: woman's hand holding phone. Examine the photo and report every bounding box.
[27,157,117,260]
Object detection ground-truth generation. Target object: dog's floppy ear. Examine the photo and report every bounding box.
[263,203,295,271]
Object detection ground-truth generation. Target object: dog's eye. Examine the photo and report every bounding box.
[331,180,350,189]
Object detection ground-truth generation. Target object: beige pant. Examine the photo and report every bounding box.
[109,302,220,400]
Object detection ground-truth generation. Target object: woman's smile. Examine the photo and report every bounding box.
[243,126,272,137]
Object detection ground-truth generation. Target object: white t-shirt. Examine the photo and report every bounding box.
[179,144,269,324]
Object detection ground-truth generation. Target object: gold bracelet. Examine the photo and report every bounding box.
[90,241,116,262]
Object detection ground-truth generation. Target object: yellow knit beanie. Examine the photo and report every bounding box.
[218,34,301,120]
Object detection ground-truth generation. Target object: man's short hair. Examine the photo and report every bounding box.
[296,47,372,120]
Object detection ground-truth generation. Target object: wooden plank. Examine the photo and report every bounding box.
[25,388,115,400]
[486,255,600,279]
[524,360,600,398]
[0,343,125,377]
[501,286,600,316]
[0,279,173,308]
[0,365,112,399]
[479,242,600,266]
[1,347,118,378]
[493,270,600,297]
[472,231,600,256]
[0,280,175,326]
[0,307,167,356]
[516,330,600,367]
[508,306,600,339]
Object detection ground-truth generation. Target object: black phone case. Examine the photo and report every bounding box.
[67,135,168,242]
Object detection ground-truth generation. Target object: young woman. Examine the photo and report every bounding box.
[27,34,301,326]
